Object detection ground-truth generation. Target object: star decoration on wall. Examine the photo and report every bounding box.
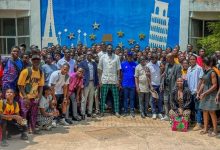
[89,33,96,40]
[118,42,123,48]
[93,22,100,30]
[117,30,124,38]
[128,39,135,45]
[68,33,75,40]
[139,33,146,40]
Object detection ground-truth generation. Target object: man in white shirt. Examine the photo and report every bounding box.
[98,44,121,117]
[57,49,76,73]
[147,53,163,119]
[49,63,70,125]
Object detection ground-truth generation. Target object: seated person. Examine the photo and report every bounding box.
[169,78,192,120]
[37,86,59,130]
[0,88,28,147]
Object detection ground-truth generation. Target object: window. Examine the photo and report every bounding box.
[0,17,30,55]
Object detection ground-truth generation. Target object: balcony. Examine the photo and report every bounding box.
[190,0,220,12]
[0,0,30,10]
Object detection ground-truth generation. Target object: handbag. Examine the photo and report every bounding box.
[170,116,189,132]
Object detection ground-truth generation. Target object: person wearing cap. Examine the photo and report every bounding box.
[78,51,99,119]
[57,49,77,73]
[18,54,44,134]
[135,56,151,118]
[98,44,121,118]
[121,52,137,118]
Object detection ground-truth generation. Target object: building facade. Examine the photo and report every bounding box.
[0,0,219,54]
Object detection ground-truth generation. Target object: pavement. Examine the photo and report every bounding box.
[1,114,220,150]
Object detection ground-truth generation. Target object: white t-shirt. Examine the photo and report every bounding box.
[49,70,70,94]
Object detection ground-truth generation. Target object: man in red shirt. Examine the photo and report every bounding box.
[197,48,205,67]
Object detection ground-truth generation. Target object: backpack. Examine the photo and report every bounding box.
[1,99,17,114]
[24,67,43,94]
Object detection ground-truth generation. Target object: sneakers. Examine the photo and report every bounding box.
[21,133,29,140]
[158,114,163,119]
[52,120,57,128]
[193,123,202,131]
[141,113,146,119]
[161,115,169,121]
[130,112,135,118]
[152,114,157,120]
[115,112,120,118]
[65,118,73,124]
[59,118,70,126]
[1,140,9,147]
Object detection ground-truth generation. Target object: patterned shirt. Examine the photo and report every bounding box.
[187,65,204,94]
[98,54,121,84]
[2,58,23,92]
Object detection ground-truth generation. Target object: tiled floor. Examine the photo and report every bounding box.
[2,114,220,150]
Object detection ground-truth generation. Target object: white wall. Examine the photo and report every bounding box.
[0,0,30,10]
[30,0,41,47]
[179,0,190,51]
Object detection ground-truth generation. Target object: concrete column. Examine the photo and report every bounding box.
[30,0,41,48]
[179,0,190,51]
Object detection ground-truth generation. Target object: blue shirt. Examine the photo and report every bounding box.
[121,61,137,88]
[42,64,58,85]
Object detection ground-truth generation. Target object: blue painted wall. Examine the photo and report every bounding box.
[41,0,180,49]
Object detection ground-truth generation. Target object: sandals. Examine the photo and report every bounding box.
[200,130,208,135]
[208,131,218,137]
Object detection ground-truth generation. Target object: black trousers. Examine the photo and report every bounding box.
[1,119,27,140]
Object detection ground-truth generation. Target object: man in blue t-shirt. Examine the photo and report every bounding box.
[121,52,137,117]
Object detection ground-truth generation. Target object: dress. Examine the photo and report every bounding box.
[199,69,219,110]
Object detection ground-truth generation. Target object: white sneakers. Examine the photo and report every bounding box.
[52,120,57,128]
[161,115,169,121]
[158,114,163,119]
[152,114,157,119]
[59,118,69,126]
[152,114,164,120]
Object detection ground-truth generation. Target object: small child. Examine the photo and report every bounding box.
[37,86,59,130]
[0,88,28,147]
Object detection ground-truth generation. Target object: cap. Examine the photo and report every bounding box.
[64,49,71,53]
[31,54,41,60]
[87,51,93,55]
[127,52,133,56]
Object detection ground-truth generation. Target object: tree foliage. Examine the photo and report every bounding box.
[197,22,220,56]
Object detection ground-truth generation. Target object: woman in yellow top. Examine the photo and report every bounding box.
[0,88,28,147]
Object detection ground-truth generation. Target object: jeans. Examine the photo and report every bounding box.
[123,87,135,113]
[151,85,163,114]
[138,92,151,114]
[192,94,202,124]
[70,92,79,118]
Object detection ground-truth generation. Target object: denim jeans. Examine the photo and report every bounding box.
[192,94,202,124]
[123,87,135,113]
[138,92,151,114]
[151,85,163,114]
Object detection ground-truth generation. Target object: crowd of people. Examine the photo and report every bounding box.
[0,42,219,146]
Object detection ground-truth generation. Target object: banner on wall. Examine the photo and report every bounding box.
[41,0,180,49]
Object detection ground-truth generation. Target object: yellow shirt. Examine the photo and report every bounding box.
[174,57,180,64]
[18,68,45,99]
[0,100,19,120]
[181,69,187,80]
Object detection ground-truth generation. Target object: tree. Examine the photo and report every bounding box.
[197,22,220,56]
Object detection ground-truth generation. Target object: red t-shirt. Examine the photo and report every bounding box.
[197,56,203,67]
[0,64,3,78]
